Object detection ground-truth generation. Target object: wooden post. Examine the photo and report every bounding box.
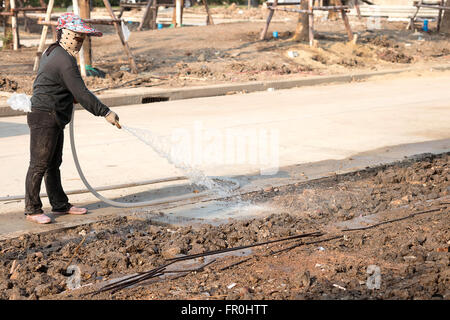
[407,0,422,30]
[354,0,361,19]
[260,0,278,40]
[73,0,86,77]
[181,0,185,26]
[138,0,153,31]
[437,0,444,32]
[33,0,55,71]
[17,0,31,33]
[151,5,159,29]
[79,0,92,67]
[102,0,138,74]
[11,0,20,50]
[308,0,314,46]
[51,26,57,41]
[117,6,125,19]
[176,0,183,27]
[202,0,214,25]
[172,4,177,26]
[336,0,353,41]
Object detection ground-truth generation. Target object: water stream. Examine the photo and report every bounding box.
[122,126,272,222]
[123,125,234,198]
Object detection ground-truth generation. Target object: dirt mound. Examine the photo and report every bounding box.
[367,35,396,48]
[271,154,448,223]
[0,76,18,92]
[378,49,413,64]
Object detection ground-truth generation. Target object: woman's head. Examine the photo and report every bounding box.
[54,12,101,57]
[56,12,102,37]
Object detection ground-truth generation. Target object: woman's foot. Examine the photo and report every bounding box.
[53,206,87,215]
[26,214,51,224]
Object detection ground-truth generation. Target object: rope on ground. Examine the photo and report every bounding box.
[341,206,446,232]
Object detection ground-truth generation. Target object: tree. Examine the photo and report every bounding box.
[441,0,450,34]
[328,0,339,20]
[292,0,309,41]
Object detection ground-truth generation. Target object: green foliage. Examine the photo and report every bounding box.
[1,32,13,51]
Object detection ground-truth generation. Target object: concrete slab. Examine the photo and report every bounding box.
[0,73,449,239]
[2,64,450,117]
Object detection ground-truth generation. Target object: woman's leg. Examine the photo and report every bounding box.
[45,129,71,212]
[24,112,62,215]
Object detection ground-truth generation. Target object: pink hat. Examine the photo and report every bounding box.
[57,12,102,37]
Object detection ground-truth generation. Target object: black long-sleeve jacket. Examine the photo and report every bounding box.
[31,45,110,128]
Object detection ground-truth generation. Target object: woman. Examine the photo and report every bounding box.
[25,13,121,224]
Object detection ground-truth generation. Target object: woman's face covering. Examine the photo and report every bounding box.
[60,28,86,54]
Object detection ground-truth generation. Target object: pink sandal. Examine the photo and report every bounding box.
[53,206,87,215]
[26,214,51,224]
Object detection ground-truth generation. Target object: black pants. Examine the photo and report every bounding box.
[25,109,71,215]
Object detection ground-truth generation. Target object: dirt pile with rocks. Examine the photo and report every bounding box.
[0,153,448,300]
[0,76,18,92]
[264,154,449,223]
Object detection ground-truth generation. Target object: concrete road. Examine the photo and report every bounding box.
[0,72,449,238]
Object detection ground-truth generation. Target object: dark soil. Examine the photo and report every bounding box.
[0,152,448,300]
[0,77,18,92]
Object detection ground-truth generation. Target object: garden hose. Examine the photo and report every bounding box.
[69,109,239,208]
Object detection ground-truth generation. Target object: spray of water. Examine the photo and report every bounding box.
[123,125,233,197]
[122,125,275,219]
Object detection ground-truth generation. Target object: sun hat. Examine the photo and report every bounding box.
[56,12,103,37]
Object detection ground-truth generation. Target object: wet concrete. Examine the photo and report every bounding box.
[0,74,449,239]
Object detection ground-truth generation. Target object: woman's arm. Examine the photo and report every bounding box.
[60,56,110,117]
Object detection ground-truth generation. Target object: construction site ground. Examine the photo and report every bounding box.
[0,71,449,300]
[0,153,448,300]
[0,5,449,302]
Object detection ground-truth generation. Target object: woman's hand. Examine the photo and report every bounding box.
[105,110,121,129]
